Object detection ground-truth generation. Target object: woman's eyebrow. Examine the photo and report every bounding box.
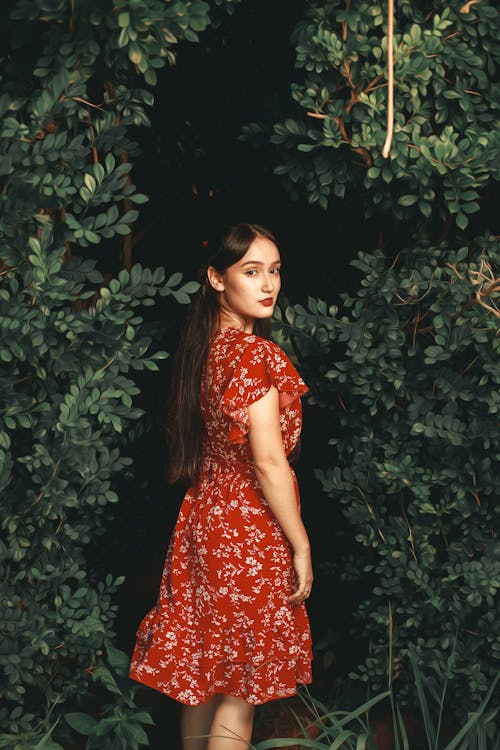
[240,259,281,267]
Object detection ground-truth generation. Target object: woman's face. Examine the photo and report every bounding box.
[208,236,282,331]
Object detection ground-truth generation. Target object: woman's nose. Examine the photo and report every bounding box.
[261,273,274,291]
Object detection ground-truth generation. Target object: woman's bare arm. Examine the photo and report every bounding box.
[247,386,313,602]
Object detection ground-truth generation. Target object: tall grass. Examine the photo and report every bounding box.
[253,609,499,750]
[253,686,385,749]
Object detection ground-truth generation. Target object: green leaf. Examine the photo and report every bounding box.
[130,192,149,204]
[118,11,130,27]
[106,644,130,675]
[167,271,183,287]
[398,195,418,207]
[179,280,199,295]
[65,712,98,735]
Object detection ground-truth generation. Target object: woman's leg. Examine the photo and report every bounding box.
[181,696,220,750]
[207,695,255,749]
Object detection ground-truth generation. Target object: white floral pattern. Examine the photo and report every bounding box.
[129,328,312,705]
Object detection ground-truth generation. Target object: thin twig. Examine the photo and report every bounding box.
[382,0,395,158]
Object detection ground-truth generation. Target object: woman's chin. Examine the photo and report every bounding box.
[254,306,275,319]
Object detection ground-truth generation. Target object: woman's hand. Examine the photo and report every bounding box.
[289,548,313,603]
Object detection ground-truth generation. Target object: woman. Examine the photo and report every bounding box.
[129,223,313,748]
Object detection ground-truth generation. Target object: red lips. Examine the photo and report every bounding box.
[260,298,274,307]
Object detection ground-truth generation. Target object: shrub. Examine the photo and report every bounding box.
[274,234,499,718]
[245,0,500,732]
[0,0,238,745]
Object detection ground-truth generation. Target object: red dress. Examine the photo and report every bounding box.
[129,328,313,705]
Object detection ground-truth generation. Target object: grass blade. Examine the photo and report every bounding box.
[355,732,371,750]
[434,632,459,748]
[326,690,391,729]
[255,738,327,749]
[395,703,410,750]
[32,717,62,749]
[408,645,436,749]
[442,673,499,750]
[330,729,356,749]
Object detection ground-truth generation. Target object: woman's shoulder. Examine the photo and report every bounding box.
[230,329,290,364]
[215,328,298,375]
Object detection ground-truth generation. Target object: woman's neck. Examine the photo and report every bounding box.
[218,309,254,333]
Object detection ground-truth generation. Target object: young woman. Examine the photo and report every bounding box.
[129,223,313,748]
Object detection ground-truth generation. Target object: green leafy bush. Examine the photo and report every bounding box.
[275,234,499,717]
[242,0,499,227]
[244,0,500,734]
[0,0,237,745]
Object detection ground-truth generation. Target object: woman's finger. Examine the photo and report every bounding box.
[288,582,313,602]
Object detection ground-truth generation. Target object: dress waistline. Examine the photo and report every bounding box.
[200,455,253,480]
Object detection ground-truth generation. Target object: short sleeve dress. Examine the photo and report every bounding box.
[129,328,313,705]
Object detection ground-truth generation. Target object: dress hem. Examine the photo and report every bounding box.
[128,669,313,706]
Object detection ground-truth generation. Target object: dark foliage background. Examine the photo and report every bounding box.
[1,0,498,747]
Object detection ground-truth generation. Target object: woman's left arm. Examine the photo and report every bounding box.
[247,386,313,602]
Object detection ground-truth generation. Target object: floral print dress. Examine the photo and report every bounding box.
[129,328,313,705]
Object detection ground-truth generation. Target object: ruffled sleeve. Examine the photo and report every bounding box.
[220,337,309,445]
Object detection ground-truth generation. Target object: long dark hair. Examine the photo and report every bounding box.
[166,223,278,485]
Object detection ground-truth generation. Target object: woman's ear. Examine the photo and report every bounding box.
[207,266,224,292]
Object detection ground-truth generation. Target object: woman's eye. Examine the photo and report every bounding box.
[244,267,280,276]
